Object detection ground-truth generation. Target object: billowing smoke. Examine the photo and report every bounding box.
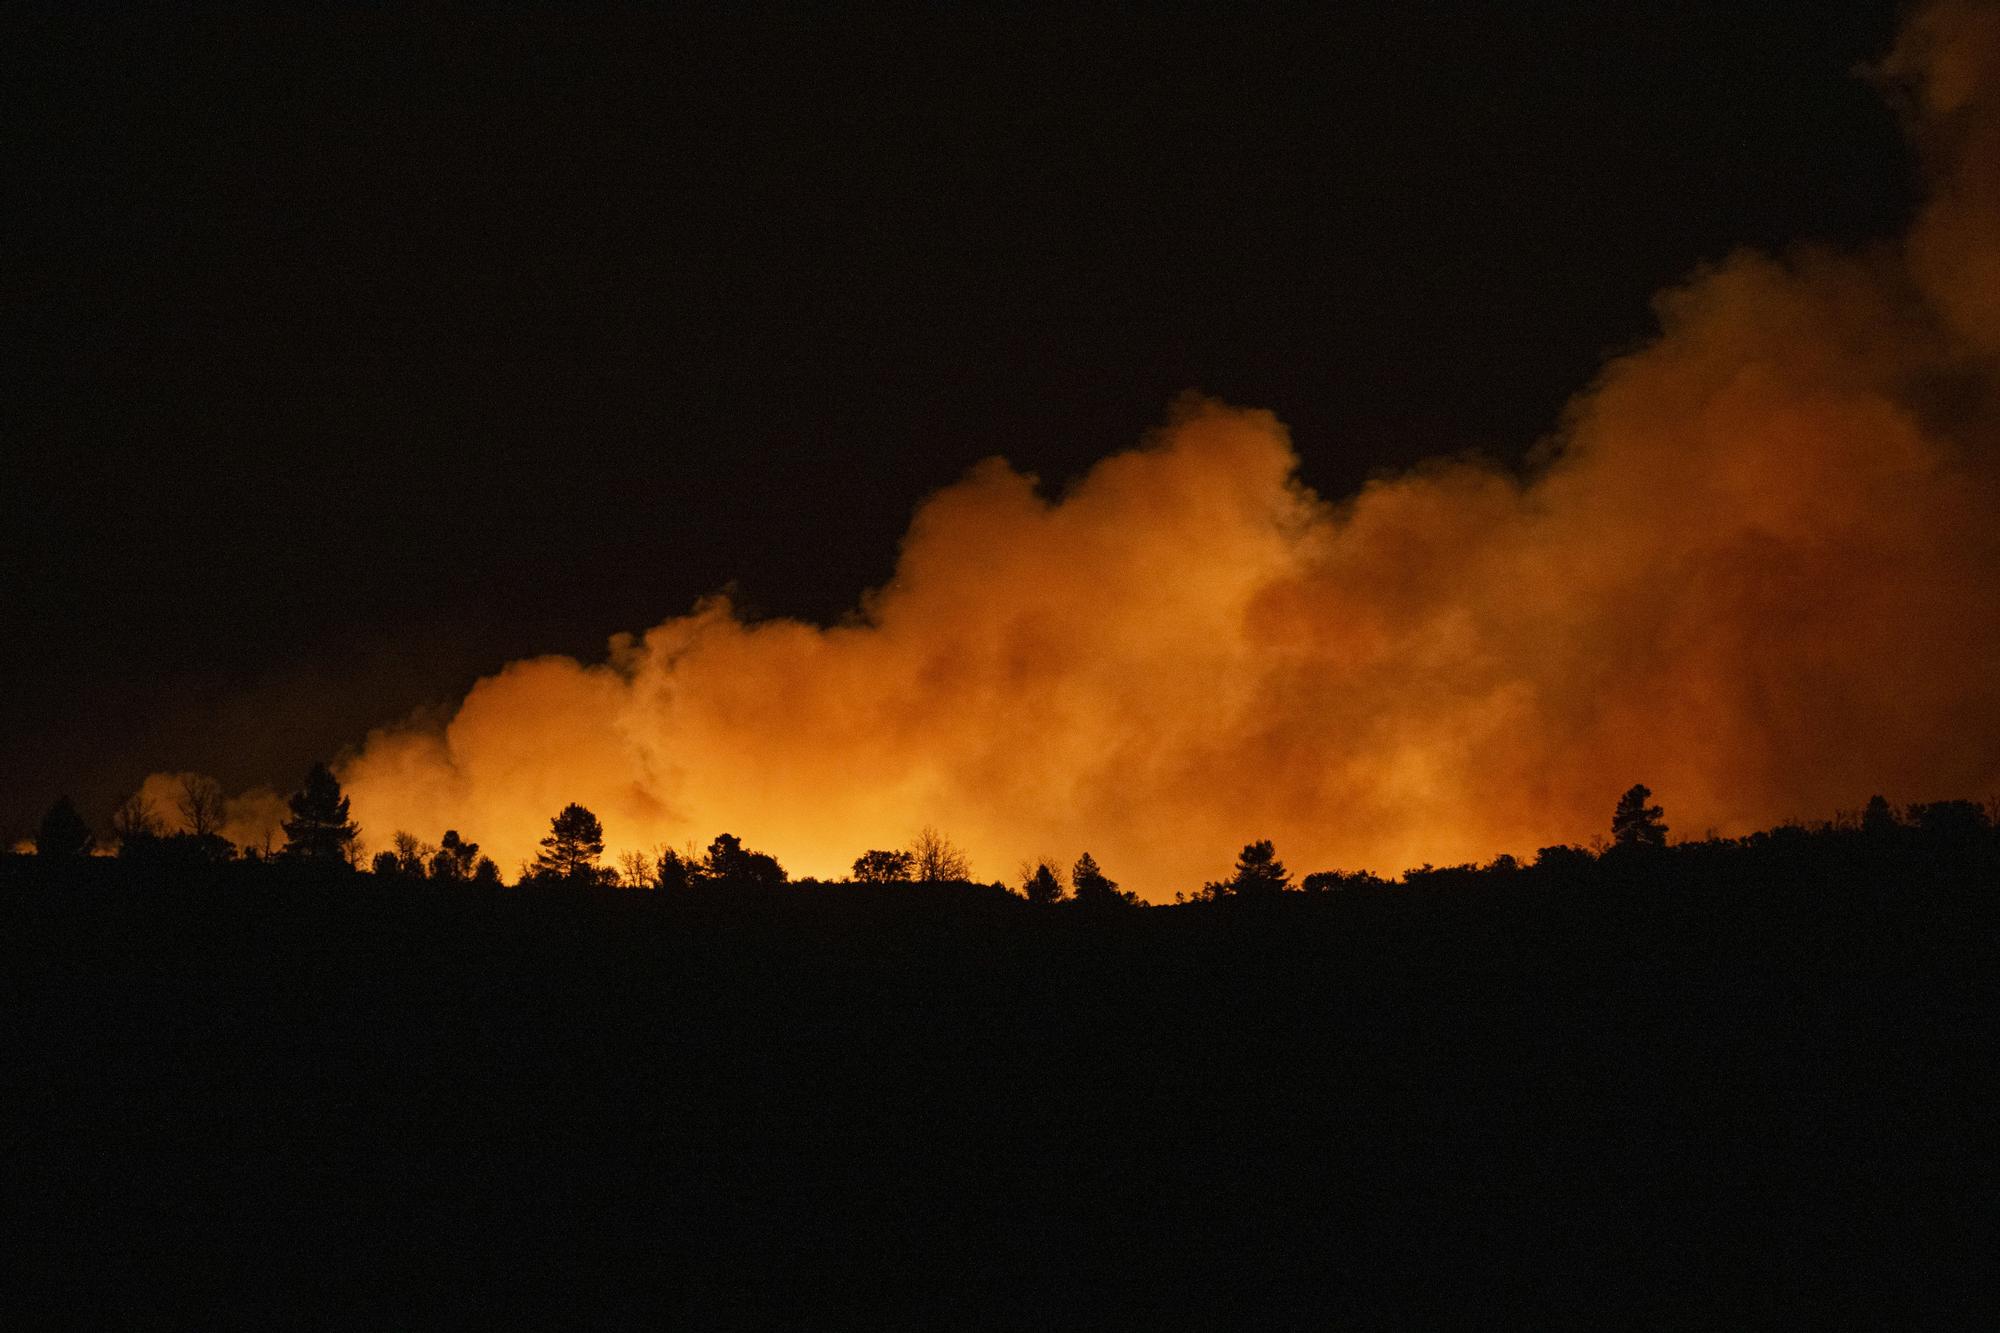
[272,5,2000,893]
[131,772,290,853]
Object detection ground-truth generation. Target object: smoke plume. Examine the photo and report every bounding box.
[300,5,2000,893]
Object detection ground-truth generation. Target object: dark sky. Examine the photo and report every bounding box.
[4,2,1916,838]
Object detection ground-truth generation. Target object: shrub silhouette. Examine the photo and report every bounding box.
[1302,868,1388,893]
[1535,844,1595,872]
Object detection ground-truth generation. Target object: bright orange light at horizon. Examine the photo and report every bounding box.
[156,2,2000,898]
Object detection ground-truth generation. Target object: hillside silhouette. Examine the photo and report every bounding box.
[6,777,1995,1323]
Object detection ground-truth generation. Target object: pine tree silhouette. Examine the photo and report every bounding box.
[1071,852,1134,906]
[1611,784,1668,849]
[1021,860,1066,905]
[532,804,606,883]
[1229,840,1291,899]
[282,762,360,864]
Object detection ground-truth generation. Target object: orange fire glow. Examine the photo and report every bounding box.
[167,3,2000,896]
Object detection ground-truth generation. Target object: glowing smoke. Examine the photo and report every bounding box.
[271,4,2000,894]
[131,772,290,853]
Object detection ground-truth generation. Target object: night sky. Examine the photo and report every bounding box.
[5,2,1916,838]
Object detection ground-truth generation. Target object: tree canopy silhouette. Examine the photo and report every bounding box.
[1021,859,1067,905]
[655,846,701,892]
[1187,840,1292,901]
[1071,851,1133,907]
[430,830,481,881]
[1301,868,1388,893]
[910,826,972,883]
[705,833,786,888]
[1862,794,1899,837]
[1227,840,1292,900]
[617,848,657,889]
[1071,851,1110,900]
[1611,784,1668,849]
[110,793,163,856]
[852,849,915,883]
[36,796,92,858]
[389,831,433,878]
[1909,799,1987,839]
[176,774,227,840]
[282,762,360,864]
[531,803,606,883]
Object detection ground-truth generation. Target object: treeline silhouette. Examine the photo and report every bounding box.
[22,766,1999,906]
[7,768,1996,1323]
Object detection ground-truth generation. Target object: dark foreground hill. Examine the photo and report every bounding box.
[5,830,1995,1325]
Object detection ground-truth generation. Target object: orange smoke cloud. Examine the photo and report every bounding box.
[133,772,289,853]
[321,3,2000,895]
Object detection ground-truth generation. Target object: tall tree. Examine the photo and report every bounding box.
[1207,840,1291,900]
[705,833,786,887]
[36,796,93,858]
[1611,784,1668,849]
[1071,852,1128,907]
[176,774,228,839]
[705,832,749,881]
[1861,794,1900,837]
[910,826,971,883]
[1020,858,1067,905]
[282,762,360,864]
[110,793,163,856]
[532,803,606,882]
[617,849,660,889]
[656,845,701,892]
[1235,840,1291,898]
[391,831,434,878]
[429,830,480,881]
